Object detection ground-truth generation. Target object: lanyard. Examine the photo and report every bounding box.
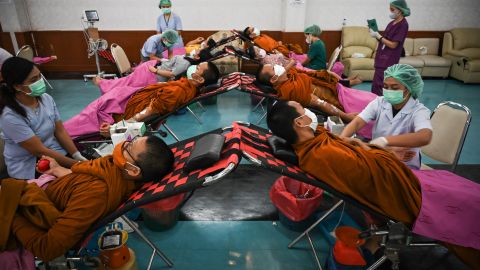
[163,14,171,28]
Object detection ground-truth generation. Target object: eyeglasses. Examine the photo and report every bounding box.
[122,136,142,171]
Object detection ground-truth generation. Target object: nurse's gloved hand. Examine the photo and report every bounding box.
[72,151,88,161]
[369,29,382,40]
[369,137,389,148]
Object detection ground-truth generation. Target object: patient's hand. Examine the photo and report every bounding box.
[38,155,72,178]
[148,66,158,74]
[340,136,371,151]
[387,147,416,162]
[99,123,112,138]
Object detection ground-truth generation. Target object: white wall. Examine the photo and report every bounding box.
[306,0,480,31]
[1,0,479,32]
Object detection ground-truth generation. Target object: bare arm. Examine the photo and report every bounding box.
[285,59,297,72]
[340,116,368,138]
[19,136,77,168]
[148,53,163,62]
[384,129,432,148]
[132,106,156,122]
[309,95,357,123]
[186,37,204,46]
[54,121,79,156]
[148,66,175,79]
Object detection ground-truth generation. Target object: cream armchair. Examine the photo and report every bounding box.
[443,28,480,83]
[340,26,378,80]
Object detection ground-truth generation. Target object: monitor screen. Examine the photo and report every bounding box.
[85,10,99,22]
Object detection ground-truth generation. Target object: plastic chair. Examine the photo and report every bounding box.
[16,45,54,90]
[421,101,472,172]
[110,43,132,76]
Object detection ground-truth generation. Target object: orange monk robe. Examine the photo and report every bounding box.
[253,34,290,57]
[275,69,344,110]
[294,127,480,268]
[8,157,137,261]
[118,78,197,120]
[293,127,421,226]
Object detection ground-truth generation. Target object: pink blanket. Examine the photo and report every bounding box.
[99,60,158,95]
[337,84,377,139]
[64,84,144,138]
[412,170,480,250]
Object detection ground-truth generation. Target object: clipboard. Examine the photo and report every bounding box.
[367,19,379,32]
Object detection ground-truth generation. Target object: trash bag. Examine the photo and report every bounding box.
[270,176,323,222]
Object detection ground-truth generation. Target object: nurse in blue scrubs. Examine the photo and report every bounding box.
[340,64,432,169]
[157,0,184,48]
[0,57,86,179]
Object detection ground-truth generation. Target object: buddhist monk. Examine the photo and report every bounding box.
[243,27,303,57]
[266,100,480,269]
[116,61,220,122]
[256,62,359,122]
[0,135,174,262]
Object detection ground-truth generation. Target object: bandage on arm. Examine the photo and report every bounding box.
[310,95,340,116]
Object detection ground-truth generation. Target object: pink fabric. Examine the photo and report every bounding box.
[331,62,344,77]
[289,52,307,63]
[412,170,480,249]
[64,84,144,138]
[33,56,55,65]
[337,83,377,139]
[0,248,35,270]
[162,47,187,58]
[99,60,158,95]
[27,174,56,190]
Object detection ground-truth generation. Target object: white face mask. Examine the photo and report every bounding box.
[258,48,267,59]
[273,64,286,77]
[305,35,311,44]
[200,41,206,49]
[189,49,197,58]
[389,11,399,19]
[187,65,197,80]
[253,28,261,36]
[297,108,318,132]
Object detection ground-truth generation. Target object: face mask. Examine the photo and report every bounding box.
[25,77,46,97]
[253,28,261,36]
[305,36,311,44]
[189,49,197,58]
[258,49,267,59]
[383,88,405,105]
[187,65,197,80]
[298,108,318,131]
[273,64,286,77]
[163,40,173,48]
[162,8,171,14]
[200,41,206,49]
[389,11,399,19]
[113,142,127,169]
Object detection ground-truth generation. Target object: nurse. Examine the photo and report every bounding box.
[302,25,327,70]
[140,30,179,62]
[156,0,184,48]
[370,0,410,95]
[0,57,86,179]
[340,64,432,169]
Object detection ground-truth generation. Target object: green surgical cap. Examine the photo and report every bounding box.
[390,0,410,17]
[304,25,322,37]
[384,64,424,99]
[161,29,179,44]
[159,0,172,6]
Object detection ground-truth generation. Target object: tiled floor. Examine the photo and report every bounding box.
[50,78,478,269]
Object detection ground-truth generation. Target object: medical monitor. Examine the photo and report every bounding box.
[84,10,99,22]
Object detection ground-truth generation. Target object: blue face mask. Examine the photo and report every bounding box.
[23,77,46,97]
[162,8,171,14]
[162,39,173,48]
[187,65,197,80]
[383,88,405,105]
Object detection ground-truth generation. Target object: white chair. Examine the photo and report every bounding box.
[110,43,132,76]
[16,45,54,90]
[327,45,342,72]
[421,101,472,172]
